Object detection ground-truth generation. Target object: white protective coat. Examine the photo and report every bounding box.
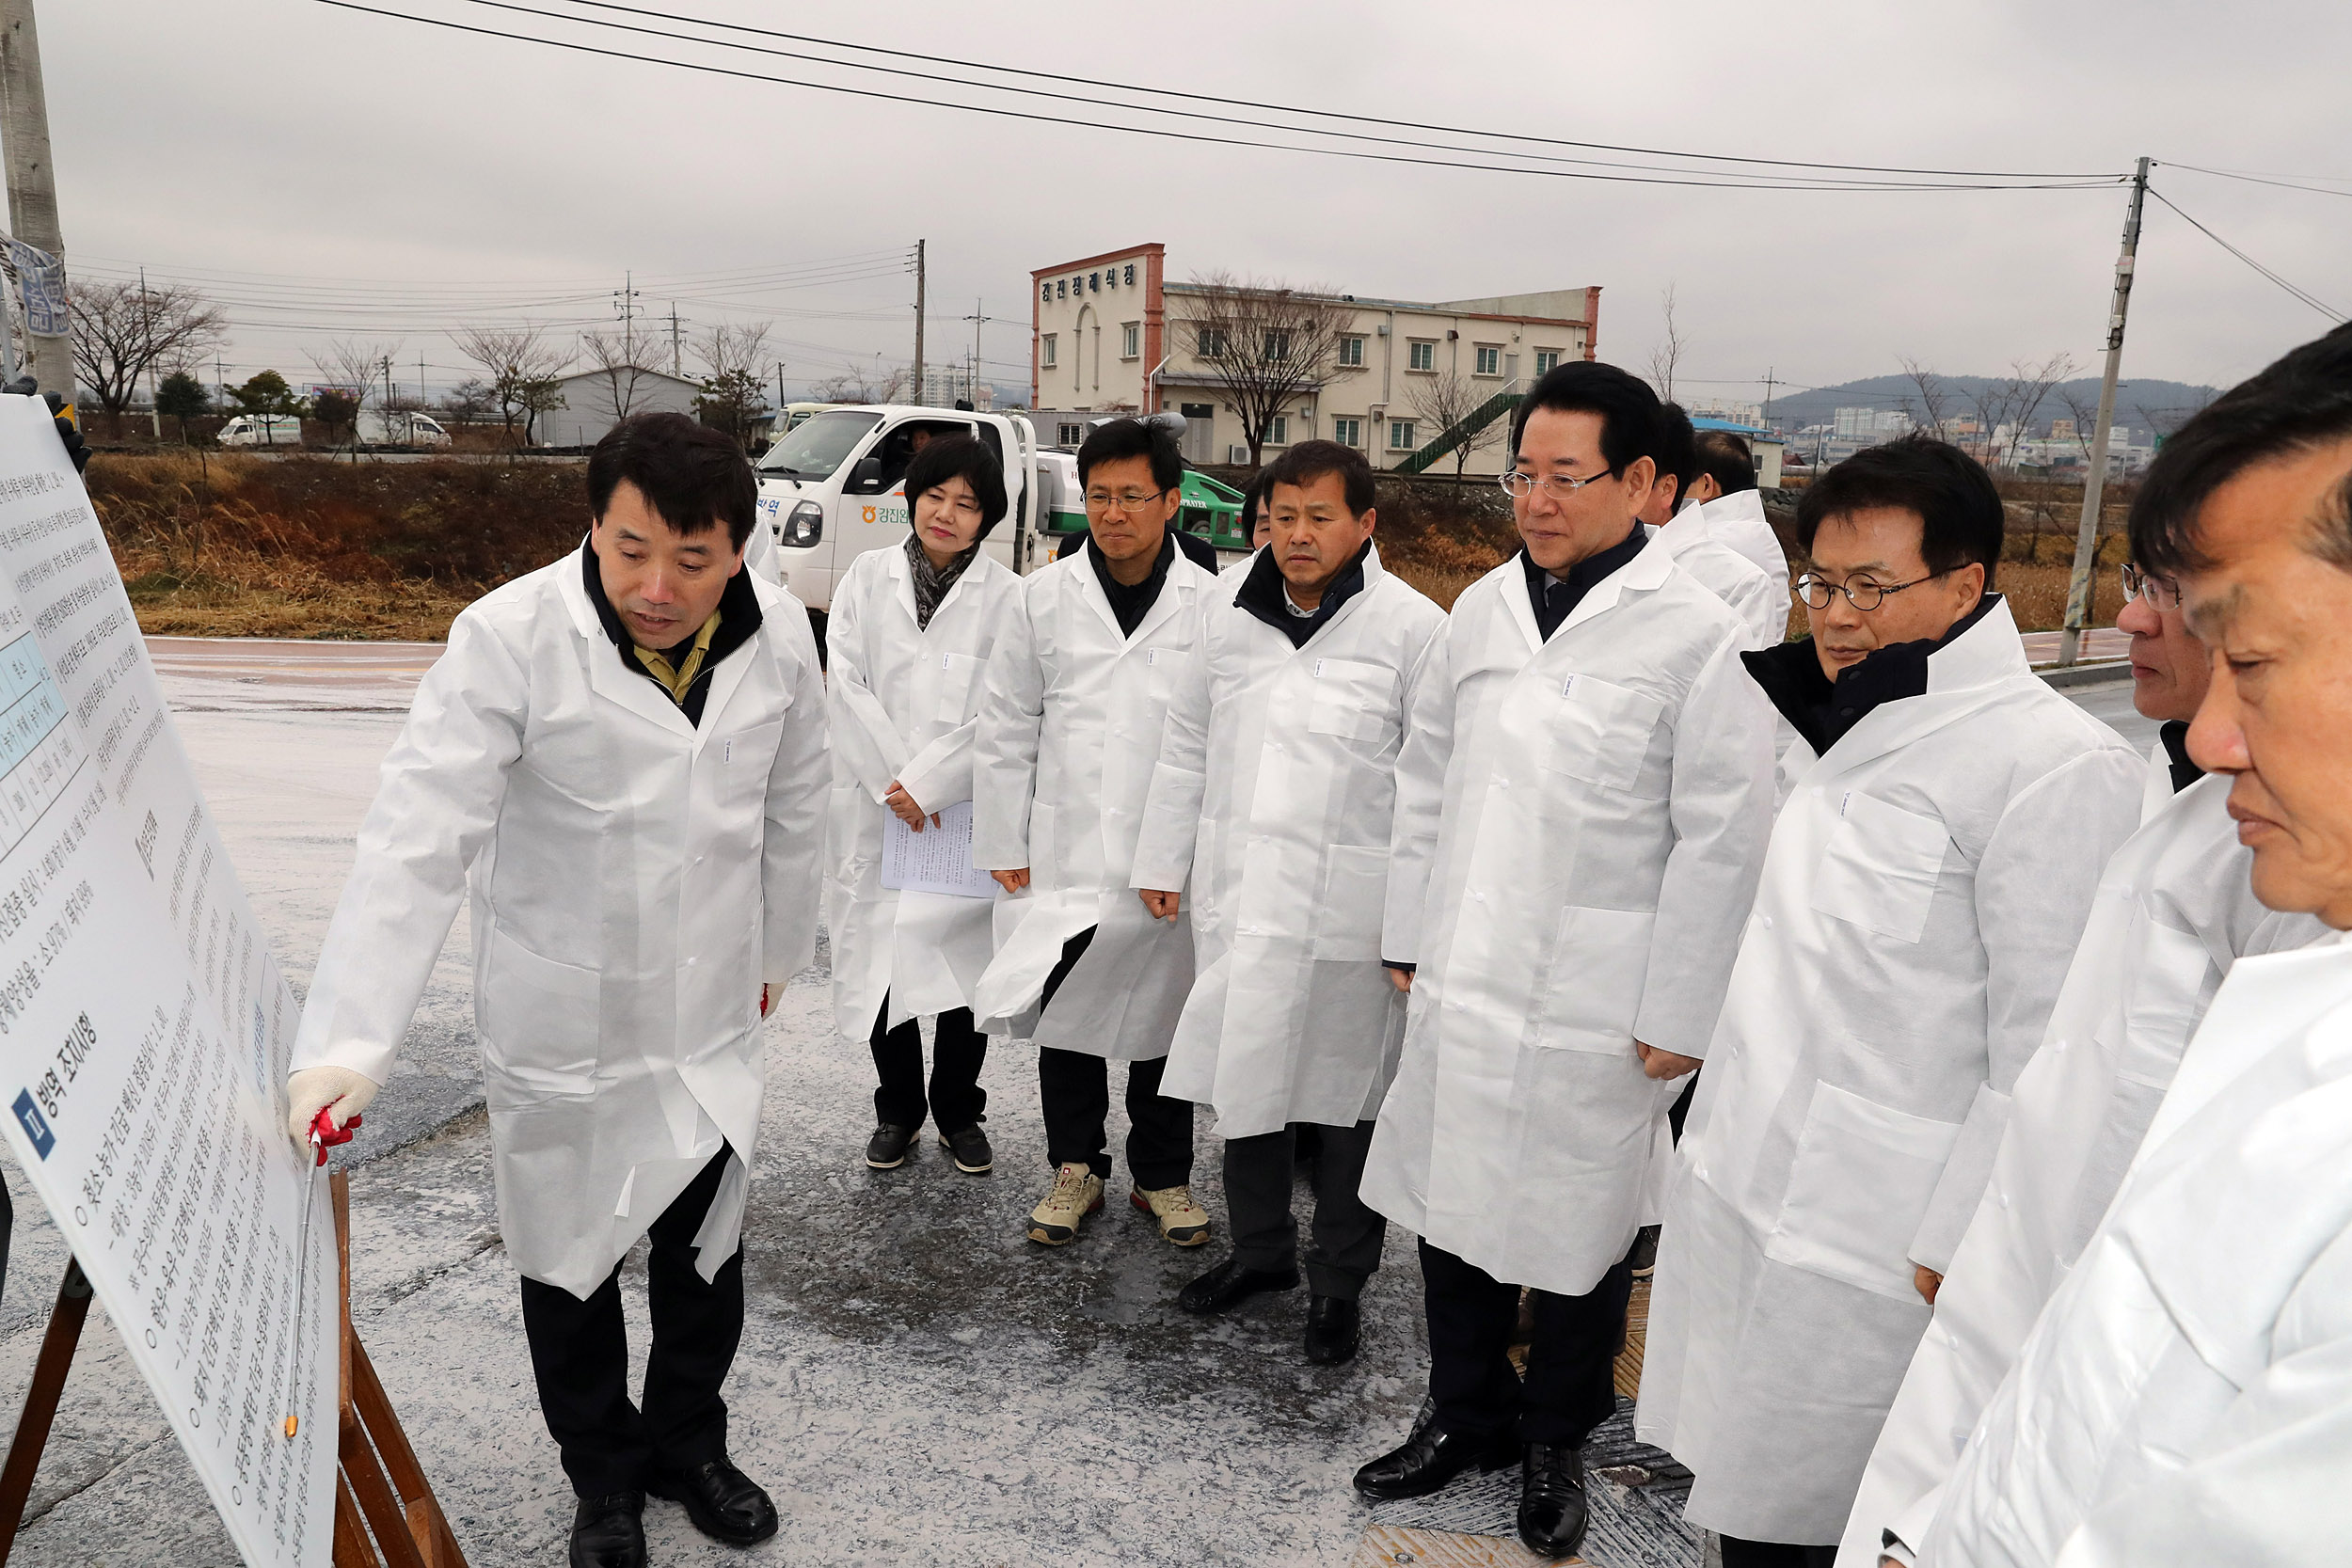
[1130,547,1449,1138]
[1359,542,1778,1296]
[822,543,1023,1039]
[293,547,829,1298]
[1838,754,2325,1564]
[1914,936,2352,1567]
[971,543,1217,1058]
[1651,488,1790,650]
[1635,595,2147,1544]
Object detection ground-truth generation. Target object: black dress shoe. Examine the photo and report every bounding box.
[937,1122,993,1174]
[866,1122,917,1169]
[649,1457,779,1545]
[1177,1255,1300,1316]
[1353,1409,1518,1500]
[569,1491,645,1568]
[1303,1294,1360,1365]
[1518,1443,1590,1560]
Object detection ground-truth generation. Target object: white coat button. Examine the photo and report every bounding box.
[687,958,697,967]
[1762,915,1773,929]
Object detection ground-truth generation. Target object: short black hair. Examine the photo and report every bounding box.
[2131,323,2352,577]
[1239,467,1276,528]
[1795,435,2004,586]
[1263,438,1376,516]
[1657,402,1699,506]
[903,434,1009,538]
[1077,416,1184,493]
[587,411,756,550]
[1695,430,1758,496]
[1508,361,1663,479]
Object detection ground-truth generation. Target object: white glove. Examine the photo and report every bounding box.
[286,1065,380,1151]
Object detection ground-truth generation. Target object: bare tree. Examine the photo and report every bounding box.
[1896,356,1953,442]
[1994,351,2079,467]
[310,339,404,453]
[70,278,229,418]
[439,378,499,427]
[1645,281,1686,404]
[579,329,660,430]
[1169,271,1353,467]
[452,324,573,447]
[809,364,909,404]
[1408,366,1508,478]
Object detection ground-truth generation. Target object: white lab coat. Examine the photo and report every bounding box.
[971,544,1217,1058]
[1358,542,1778,1296]
[1913,936,2352,1567]
[1838,753,2325,1565]
[293,546,829,1297]
[823,544,1022,1039]
[1130,547,1448,1138]
[1635,595,2146,1544]
[1650,488,1789,650]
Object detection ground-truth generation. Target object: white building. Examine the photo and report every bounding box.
[1029,243,1599,473]
[536,366,701,449]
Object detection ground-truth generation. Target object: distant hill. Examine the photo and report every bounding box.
[1756,373,2222,446]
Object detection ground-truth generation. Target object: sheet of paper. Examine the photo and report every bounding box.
[0,399,331,1566]
[881,799,997,899]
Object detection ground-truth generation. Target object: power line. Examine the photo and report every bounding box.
[2158,161,2352,199]
[2146,185,2346,323]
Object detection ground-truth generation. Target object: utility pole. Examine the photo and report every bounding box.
[666,303,684,378]
[417,350,427,410]
[774,360,786,413]
[911,239,926,406]
[2058,156,2150,667]
[961,296,996,408]
[0,1,69,408]
[140,265,160,437]
[613,272,640,359]
[1760,366,1776,428]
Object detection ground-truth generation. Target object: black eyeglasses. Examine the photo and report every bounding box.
[1793,569,1954,612]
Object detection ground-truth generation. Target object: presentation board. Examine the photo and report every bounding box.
[0,398,331,1564]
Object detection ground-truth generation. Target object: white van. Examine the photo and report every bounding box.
[218,414,303,449]
[358,410,453,448]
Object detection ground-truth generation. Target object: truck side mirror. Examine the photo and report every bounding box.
[850,456,882,490]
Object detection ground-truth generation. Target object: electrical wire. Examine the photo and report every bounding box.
[2158,162,2352,199]
[2146,186,2345,323]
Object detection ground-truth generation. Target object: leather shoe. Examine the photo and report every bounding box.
[1303,1294,1359,1365]
[866,1122,917,1169]
[568,1491,645,1568]
[1177,1255,1299,1316]
[649,1457,779,1545]
[1518,1443,1590,1560]
[1353,1406,1517,1501]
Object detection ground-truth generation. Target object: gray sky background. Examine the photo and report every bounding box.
[40,0,2352,404]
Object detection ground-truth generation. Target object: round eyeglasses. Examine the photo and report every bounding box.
[2119,562,2182,610]
[1793,569,1954,613]
[1500,469,1611,501]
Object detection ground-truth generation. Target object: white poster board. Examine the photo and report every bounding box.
[0,399,330,1563]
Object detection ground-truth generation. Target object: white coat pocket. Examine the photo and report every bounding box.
[1810,791,1947,943]
[1534,905,1656,1053]
[1539,673,1663,796]
[936,651,986,726]
[1308,658,1397,746]
[1312,844,1391,960]
[480,926,600,1103]
[2111,917,2219,1090]
[715,718,786,805]
[1766,1081,1962,1301]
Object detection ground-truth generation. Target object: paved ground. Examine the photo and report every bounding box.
[0,641,2151,1567]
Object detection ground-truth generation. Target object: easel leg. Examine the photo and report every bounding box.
[0,1259,93,1560]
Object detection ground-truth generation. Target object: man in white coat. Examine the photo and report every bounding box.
[1356,364,1779,1560]
[973,418,1219,1248]
[1635,436,2146,1567]
[824,436,1024,1176]
[1659,425,1791,654]
[1836,520,2321,1564]
[1905,321,2352,1567]
[1131,440,1446,1366]
[285,414,828,1568]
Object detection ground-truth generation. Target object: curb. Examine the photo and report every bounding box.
[2036,660,2133,689]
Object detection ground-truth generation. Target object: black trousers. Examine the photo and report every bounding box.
[1037,1048,1194,1190]
[517,1147,742,1497]
[1716,1540,1837,1567]
[1225,1120,1385,1300]
[869,1000,987,1132]
[1419,1239,1634,1449]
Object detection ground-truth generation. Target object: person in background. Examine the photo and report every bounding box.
[1133,440,1446,1366]
[973,417,1219,1249]
[1644,405,1786,652]
[1356,364,1778,1560]
[1635,436,2144,1568]
[286,413,829,1568]
[825,436,1025,1177]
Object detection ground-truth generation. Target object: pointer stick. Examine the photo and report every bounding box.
[284,1107,359,1438]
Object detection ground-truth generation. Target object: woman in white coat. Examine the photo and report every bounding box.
[825,436,1023,1176]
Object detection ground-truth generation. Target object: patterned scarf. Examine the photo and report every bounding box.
[905,531,978,631]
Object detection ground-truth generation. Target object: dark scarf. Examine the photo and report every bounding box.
[1743,594,2000,757]
[1521,522,1647,641]
[1087,530,1178,639]
[1234,538,1372,649]
[905,531,979,632]
[581,536,763,728]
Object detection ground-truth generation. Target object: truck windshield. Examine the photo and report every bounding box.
[756,410,882,482]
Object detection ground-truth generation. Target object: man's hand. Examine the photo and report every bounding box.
[991,867,1030,895]
[1386,965,1414,994]
[1138,888,1181,921]
[1914,1265,1943,1306]
[882,781,936,832]
[285,1065,379,1152]
[1636,1042,1701,1081]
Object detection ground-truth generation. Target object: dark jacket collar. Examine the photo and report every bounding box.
[1742,594,2001,756]
[2159,720,2203,793]
[581,536,764,725]
[1234,538,1372,649]
[1520,522,1646,641]
[1086,528,1177,639]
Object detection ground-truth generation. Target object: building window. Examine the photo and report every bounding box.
[1057,421,1084,446]
[1333,417,1362,449]
[1389,420,1417,451]
[1121,322,1140,358]
[1337,336,1365,367]
[1475,345,1502,376]
[1262,329,1291,363]
[1123,263,1136,285]
[1198,325,1228,357]
[1407,341,1436,372]
[1266,415,1288,446]
[1534,349,1561,375]
[1041,334,1057,368]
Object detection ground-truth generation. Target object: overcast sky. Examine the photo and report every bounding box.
[40,0,2352,405]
